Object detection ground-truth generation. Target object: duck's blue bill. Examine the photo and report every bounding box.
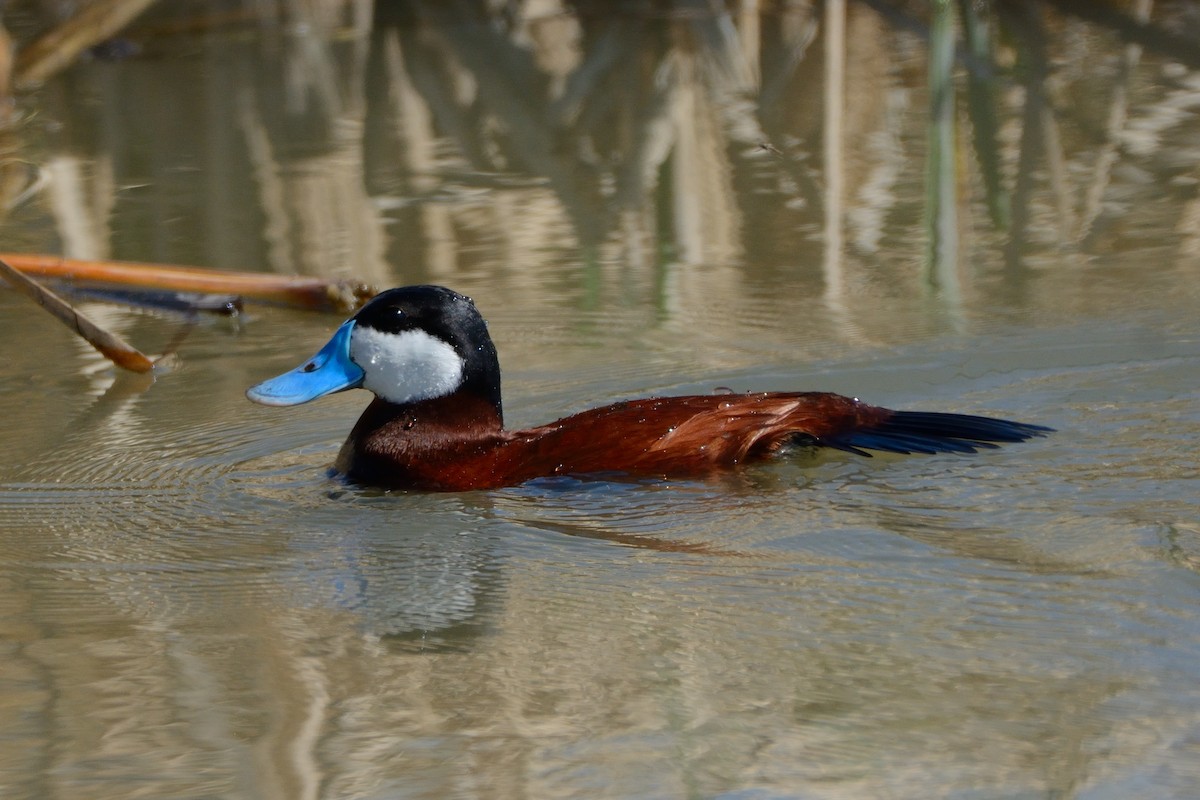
[246,320,364,406]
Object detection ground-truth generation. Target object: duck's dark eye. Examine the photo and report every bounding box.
[378,306,408,331]
[302,362,317,373]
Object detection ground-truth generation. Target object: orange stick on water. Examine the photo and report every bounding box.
[0,256,157,373]
[0,253,375,313]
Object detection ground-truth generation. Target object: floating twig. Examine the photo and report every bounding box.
[0,256,156,373]
[0,253,374,313]
[756,141,784,158]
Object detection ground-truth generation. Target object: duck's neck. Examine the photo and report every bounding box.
[334,390,504,480]
[359,391,503,436]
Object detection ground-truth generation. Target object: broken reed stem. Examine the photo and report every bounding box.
[0,253,375,313]
[0,256,156,373]
[13,0,162,89]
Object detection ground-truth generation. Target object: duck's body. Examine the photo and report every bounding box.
[336,391,877,491]
[248,286,1051,491]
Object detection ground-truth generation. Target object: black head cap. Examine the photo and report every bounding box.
[354,285,503,419]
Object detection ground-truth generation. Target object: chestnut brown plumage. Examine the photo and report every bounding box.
[248,286,1051,491]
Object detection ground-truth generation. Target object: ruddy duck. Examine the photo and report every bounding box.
[247,285,1050,490]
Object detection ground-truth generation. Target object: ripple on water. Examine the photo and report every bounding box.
[0,393,513,642]
[1,472,508,642]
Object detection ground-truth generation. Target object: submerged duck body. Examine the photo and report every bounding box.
[247,286,1051,491]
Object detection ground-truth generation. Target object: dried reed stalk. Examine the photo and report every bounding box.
[0,255,156,373]
[14,0,160,89]
[0,253,374,313]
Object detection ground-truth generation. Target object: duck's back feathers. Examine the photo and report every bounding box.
[507,392,868,478]
[507,393,1049,476]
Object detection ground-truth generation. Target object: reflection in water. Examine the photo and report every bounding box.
[2,2,1200,798]
[9,1,1198,342]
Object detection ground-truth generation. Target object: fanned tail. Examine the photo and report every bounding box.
[821,411,1053,457]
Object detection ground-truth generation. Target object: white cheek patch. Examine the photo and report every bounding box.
[350,327,465,405]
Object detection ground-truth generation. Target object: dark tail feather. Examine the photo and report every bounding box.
[823,411,1053,457]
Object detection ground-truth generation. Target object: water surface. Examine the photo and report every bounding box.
[2,3,1200,798]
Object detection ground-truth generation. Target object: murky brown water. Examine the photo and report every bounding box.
[2,3,1200,798]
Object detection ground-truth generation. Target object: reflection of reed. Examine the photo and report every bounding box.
[43,153,115,260]
[823,0,846,302]
[0,1,959,326]
[3,0,1200,330]
[1077,0,1152,247]
[957,0,1008,232]
[1002,0,1049,273]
